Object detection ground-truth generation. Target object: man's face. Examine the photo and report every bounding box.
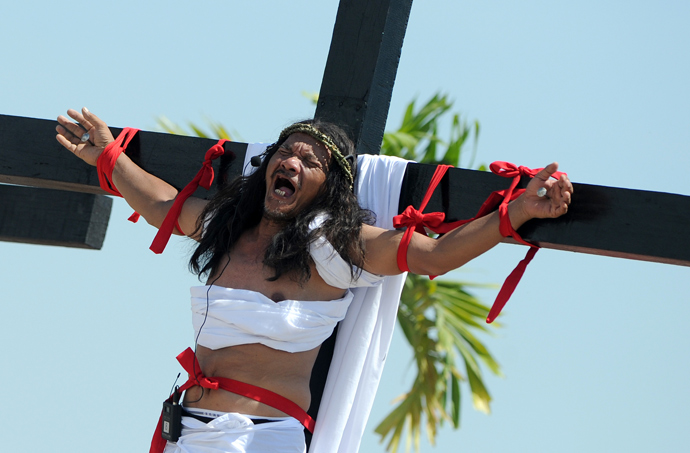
[263,132,332,221]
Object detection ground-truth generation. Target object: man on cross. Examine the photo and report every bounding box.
[56,107,573,453]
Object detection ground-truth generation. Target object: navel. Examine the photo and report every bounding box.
[270,292,286,303]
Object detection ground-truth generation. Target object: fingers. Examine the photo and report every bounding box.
[62,107,106,135]
[57,114,86,140]
[559,174,574,197]
[55,130,78,153]
[535,163,574,218]
[81,107,106,129]
[534,162,559,182]
[553,174,573,205]
[550,173,573,217]
[65,107,94,136]
[56,109,93,156]
[519,162,573,219]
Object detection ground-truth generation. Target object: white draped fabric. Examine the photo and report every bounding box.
[309,154,409,453]
[309,215,386,289]
[163,413,306,453]
[242,147,410,452]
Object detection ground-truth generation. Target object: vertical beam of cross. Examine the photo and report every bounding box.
[307,0,414,443]
[315,0,413,154]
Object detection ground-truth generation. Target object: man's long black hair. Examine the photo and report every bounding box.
[189,119,373,284]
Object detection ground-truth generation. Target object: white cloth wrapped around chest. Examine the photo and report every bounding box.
[191,286,353,353]
[192,209,384,354]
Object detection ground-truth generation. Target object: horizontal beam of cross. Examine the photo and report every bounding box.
[0,114,249,249]
[4,114,689,266]
[0,114,248,195]
[399,164,690,267]
[0,184,111,249]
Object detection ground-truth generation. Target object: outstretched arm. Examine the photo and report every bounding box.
[56,108,208,238]
[362,163,573,276]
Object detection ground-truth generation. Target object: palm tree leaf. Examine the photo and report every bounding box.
[188,122,209,139]
[464,357,493,414]
[449,373,461,428]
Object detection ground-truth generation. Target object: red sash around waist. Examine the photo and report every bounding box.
[150,347,315,453]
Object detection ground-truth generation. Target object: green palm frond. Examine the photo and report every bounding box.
[382,93,480,167]
[376,94,501,452]
[375,273,499,451]
[155,116,236,141]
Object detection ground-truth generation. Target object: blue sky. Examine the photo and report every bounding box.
[1,1,689,452]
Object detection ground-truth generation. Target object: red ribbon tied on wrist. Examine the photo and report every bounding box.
[486,162,565,322]
[96,128,142,222]
[149,140,227,254]
[393,165,452,274]
[489,161,566,248]
[394,161,566,323]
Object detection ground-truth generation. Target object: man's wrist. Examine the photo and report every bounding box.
[507,199,531,231]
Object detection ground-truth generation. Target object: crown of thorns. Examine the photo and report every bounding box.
[278,123,354,190]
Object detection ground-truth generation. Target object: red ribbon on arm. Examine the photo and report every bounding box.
[393,161,566,323]
[483,161,566,323]
[149,348,315,453]
[96,127,142,222]
[392,165,452,274]
[149,139,227,254]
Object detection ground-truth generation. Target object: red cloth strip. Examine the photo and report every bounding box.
[96,128,142,222]
[392,161,566,323]
[150,348,315,453]
[486,246,538,323]
[96,128,139,197]
[393,165,451,272]
[149,139,227,254]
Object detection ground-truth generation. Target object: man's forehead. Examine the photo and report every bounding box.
[283,133,331,157]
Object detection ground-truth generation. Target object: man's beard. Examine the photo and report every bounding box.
[262,204,296,223]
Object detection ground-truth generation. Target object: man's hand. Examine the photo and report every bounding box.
[56,107,114,166]
[508,162,574,228]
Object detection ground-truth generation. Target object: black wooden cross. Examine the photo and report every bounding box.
[3,1,689,266]
[1,0,689,446]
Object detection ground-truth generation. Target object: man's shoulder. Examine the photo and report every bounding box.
[355,155,411,229]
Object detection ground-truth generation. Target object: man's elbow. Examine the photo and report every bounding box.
[410,260,459,277]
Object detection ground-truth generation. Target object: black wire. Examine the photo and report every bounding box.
[168,373,181,397]
[185,174,247,404]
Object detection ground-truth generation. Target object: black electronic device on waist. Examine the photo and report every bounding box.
[161,387,182,442]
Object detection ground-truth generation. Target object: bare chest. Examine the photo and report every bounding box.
[208,250,344,302]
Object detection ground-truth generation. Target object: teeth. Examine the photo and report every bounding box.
[275,188,286,196]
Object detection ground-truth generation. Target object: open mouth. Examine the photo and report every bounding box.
[273,175,296,198]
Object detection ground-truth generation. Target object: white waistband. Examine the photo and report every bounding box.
[182,406,289,421]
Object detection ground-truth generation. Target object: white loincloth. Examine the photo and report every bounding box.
[163,410,306,453]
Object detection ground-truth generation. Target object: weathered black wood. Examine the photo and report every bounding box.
[0,114,248,198]
[315,0,413,154]
[399,163,690,267]
[0,184,112,249]
[308,2,414,445]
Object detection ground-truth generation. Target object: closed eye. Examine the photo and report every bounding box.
[304,157,322,168]
[278,147,322,169]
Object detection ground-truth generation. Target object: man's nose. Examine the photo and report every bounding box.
[280,155,301,173]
